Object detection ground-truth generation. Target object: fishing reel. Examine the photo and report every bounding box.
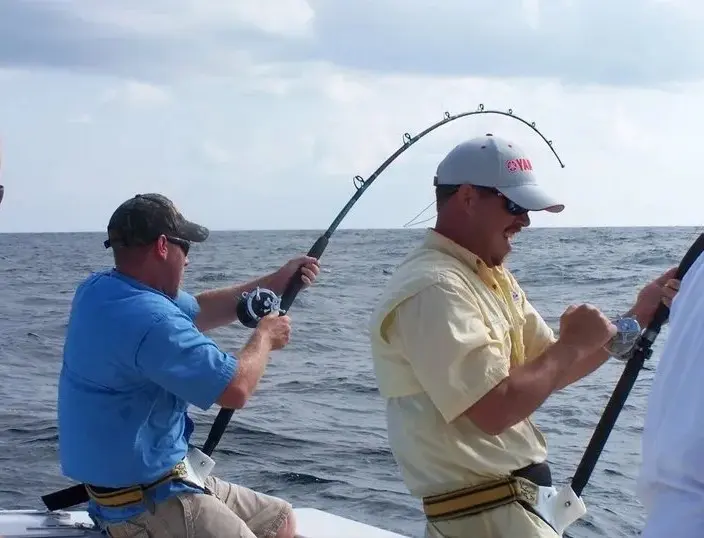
[236,287,283,328]
[606,316,642,360]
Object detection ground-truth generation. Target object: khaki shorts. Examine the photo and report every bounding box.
[104,475,292,538]
[425,502,559,538]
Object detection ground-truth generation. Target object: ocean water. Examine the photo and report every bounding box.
[0,226,697,537]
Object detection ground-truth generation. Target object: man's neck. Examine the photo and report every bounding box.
[114,264,165,294]
[431,224,495,268]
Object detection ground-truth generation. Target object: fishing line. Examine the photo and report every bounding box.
[200,103,567,457]
[404,213,437,228]
[402,200,435,228]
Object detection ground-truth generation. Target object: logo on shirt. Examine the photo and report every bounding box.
[511,290,520,302]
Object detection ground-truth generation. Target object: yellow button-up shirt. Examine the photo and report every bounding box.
[368,229,556,497]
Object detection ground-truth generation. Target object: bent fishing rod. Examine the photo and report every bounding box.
[570,232,704,497]
[200,104,567,456]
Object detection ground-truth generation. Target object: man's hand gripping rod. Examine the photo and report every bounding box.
[534,233,704,537]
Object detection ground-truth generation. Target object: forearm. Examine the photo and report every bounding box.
[555,347,610,391]
[195,272,279,332]
[218,330,272,408]
[500,342,582,426]
[466,341,580,434]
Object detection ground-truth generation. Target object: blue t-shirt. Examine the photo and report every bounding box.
[57,269,237,523]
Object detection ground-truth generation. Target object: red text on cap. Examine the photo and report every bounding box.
[505,158,532,172]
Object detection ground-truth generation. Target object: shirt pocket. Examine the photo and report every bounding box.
[483,308,513,350]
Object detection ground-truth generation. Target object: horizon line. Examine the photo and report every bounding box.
[0,224,701,235]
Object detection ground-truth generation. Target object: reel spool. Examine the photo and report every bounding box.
[607,316,641,360]
[236,287,283,328]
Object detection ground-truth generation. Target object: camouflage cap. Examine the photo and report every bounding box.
[103,193,209,249]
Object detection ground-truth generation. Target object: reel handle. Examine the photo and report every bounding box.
[235,287,282,329]
[235,235,328,328]
[606,316,641,360]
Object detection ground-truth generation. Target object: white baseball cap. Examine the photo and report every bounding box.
[434,133,564,213]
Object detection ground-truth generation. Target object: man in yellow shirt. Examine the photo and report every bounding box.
[368,134,679,537]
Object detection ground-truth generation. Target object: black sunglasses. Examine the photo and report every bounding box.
[488,189,528,216]
[166,236,190,256]
[439,184,528,216]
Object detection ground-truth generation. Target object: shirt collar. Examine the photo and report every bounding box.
[422,228,507,283]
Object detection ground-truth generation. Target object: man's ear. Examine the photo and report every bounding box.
[458,184,476,212]
[154,235,169,260]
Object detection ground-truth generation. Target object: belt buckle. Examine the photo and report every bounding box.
[172,461,189,480]
[513,476,539,505]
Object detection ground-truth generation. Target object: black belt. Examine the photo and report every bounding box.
[41,461,204,511]
[513,461,552,487]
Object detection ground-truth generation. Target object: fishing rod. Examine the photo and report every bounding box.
[569,232,704,498]
[200,103,567,456]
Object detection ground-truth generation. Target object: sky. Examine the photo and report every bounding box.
[1,0,703,232]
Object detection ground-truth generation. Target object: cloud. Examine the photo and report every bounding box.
[1,1,704,86]
[0,0,312,82]
[0,1,703,234]
[228,0,315,38]
[101,81,172,108]
[303,0,704,87]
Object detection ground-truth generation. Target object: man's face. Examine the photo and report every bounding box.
[460,186,531,266]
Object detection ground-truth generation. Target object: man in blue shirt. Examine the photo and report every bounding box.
[57,193,320,538]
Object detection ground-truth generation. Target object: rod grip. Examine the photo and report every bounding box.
[279,234,328,313]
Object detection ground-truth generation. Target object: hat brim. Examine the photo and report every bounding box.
[176,219,210,243]
[498,184,564,213]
